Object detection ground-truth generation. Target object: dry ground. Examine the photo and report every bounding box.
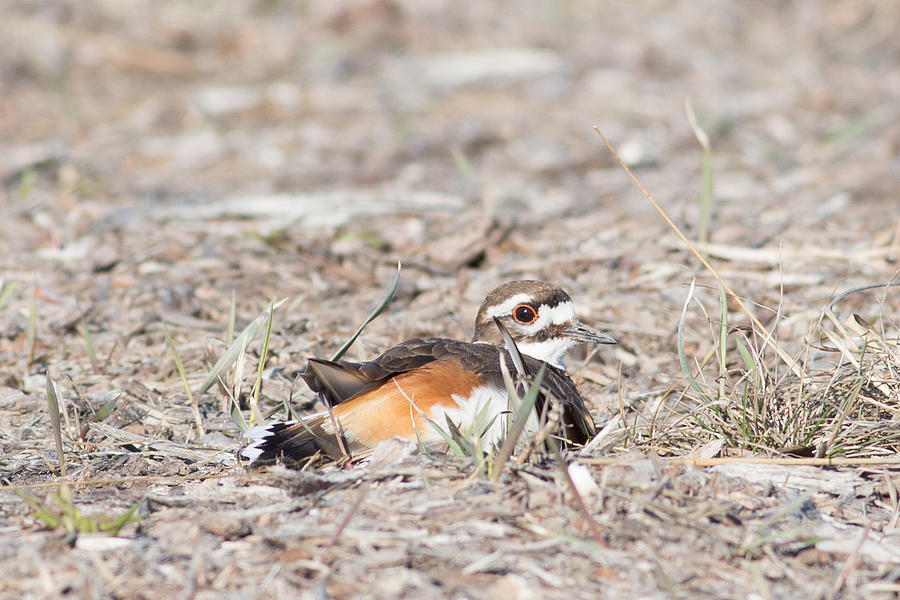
[1,1,899,598]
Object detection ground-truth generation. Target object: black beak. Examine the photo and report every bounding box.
[564,322,618,345]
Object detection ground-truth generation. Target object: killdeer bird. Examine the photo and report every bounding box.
[242,280,616,465]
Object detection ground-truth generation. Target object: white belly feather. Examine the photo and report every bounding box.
[428,384,539,447]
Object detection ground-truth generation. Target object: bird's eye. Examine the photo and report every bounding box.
[513,304,538,324]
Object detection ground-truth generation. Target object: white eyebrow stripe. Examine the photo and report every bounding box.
[540,301,575,326]
[485,293,532,319]
[487,294,575,333]
[517,300,575,335]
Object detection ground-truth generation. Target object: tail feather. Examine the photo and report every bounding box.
[241,414,349,465]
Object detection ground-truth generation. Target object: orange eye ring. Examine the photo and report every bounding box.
[513,304,538,324]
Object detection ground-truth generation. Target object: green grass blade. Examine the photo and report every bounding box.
[450,146,475,182]
[26,289,36,365]
[734,336,760,389]
[195,300,286,399]
[491,363,545,482]
[444,414,474,457]
[0,280,19,310]
[824,107,890,145]
[17,490,57,526]
[92,396,118,422]
[282,383,301,422]
[104,503,141,536]
[330,263,401,362]
[414,411,466,456]
[248,297,277,425]
[413,400,465,455]
[230,392,249,431]
[80,316,99,372]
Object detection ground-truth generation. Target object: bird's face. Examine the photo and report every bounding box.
[472,280,617,366]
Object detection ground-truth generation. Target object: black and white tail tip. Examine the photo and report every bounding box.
[240,422,309,466]
[241,417,335,465]
[240,423,281,465]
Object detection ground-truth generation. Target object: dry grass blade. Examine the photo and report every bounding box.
[225,385,249,431]
[826,281,900,315]
[578,455,900,467]
[818,376,865,458]
[319,391,351,460]
[163,323,204,438]
[330,262,401,362]
[593,127,803,379]
[676,278,710,402]
[716,284,728,403]
[45,374,67,477]
[282,377,303,423]
[223,333,250,430]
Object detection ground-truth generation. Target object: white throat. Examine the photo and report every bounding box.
[515,337,577,368]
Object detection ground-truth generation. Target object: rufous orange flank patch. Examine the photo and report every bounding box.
[331,359,483,445]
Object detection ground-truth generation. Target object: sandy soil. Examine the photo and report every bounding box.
[1,1,899,598]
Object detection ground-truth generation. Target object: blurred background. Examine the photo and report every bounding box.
[2,3,900,597]
[1,0,898,389]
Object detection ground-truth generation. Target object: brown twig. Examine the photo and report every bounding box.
[320,391,351,461]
